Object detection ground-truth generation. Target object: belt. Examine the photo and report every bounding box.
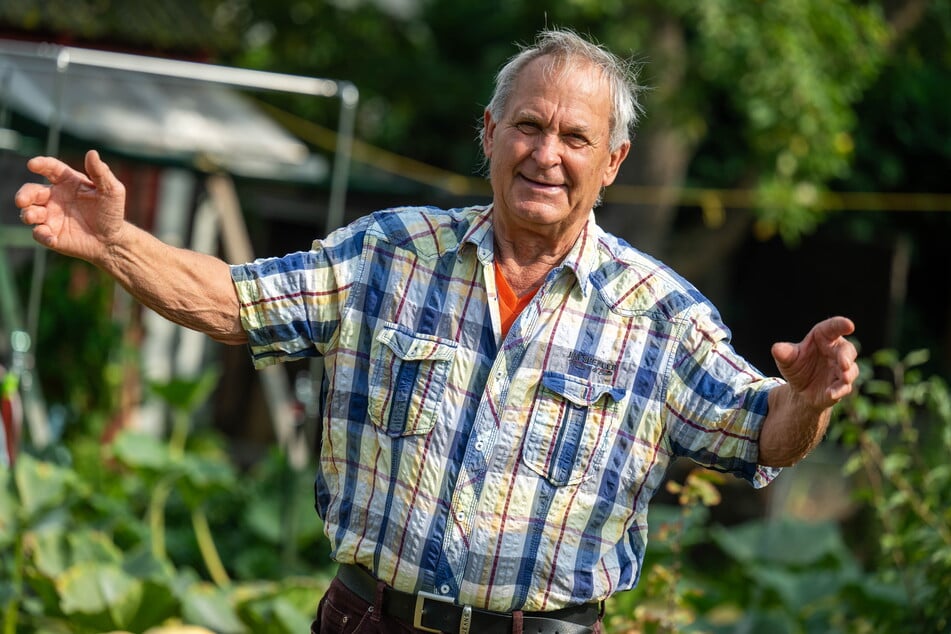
[335,564,600,634]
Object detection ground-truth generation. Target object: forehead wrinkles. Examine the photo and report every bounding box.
[512,56,610,137]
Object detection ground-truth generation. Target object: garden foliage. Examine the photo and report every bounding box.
[1,348,948,633]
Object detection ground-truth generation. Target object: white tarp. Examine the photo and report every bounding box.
[0,40,327,181]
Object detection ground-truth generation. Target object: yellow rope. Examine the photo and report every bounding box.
[256,100,951,213]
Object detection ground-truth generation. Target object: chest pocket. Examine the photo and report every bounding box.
[522,371,625,487]
[368,323,457,437]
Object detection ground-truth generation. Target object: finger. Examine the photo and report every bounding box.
[14,182,51,209]
[843,361,860,385]
[836,340,858,370]
[19,204,46,226]
[26,156,69,183]
[25,155,55,176]
[828,359,860,400]
[31,222,57,248]
[26,154,95,188]
[829,382,853,402]
[815,316,855,341]
[84,149,121,197]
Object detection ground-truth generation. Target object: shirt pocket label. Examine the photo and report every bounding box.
[368,323,457,437]
[522,371,625,487]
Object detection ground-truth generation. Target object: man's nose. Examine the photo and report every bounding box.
[532,133,561,168]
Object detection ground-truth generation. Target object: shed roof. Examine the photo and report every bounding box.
[0,38,330,181]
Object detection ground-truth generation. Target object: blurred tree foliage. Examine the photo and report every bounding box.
[204,0,923,246]
[206,0,951,370]
[829,1,951,367]
[8,1,946,252]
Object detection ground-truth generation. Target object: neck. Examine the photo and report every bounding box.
[493,218,585,297]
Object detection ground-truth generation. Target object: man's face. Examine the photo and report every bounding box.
[483,56,630,244]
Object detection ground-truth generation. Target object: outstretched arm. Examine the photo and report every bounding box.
[759,316,859,467]
[15,150,247,344]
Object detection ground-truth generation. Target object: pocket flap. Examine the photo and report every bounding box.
[375,325,457,362]
[541,371,625,407]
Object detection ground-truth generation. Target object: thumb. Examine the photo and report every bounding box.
[771,341,799,368]
[84,150,122,197]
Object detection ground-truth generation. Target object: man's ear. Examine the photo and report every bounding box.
[482,109,496,158]
[601,140,631,187]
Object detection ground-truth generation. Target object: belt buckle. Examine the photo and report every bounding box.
[414,590,467,634]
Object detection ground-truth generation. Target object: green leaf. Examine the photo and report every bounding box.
[122,549,180,632]
[14,453,76,520]
[842,453,865,477]
[852,575,909,607]
[179,582,247,634]
[57,561,143,630]
[245,496,283,544]
[178,454,236,505]
[31,529,70,577]
[149,368,221,413]
[749,565,850,610]
[881,453,910,477]
[871,349,899,366]
[111,431,174,472]
[903,348,931,368]
[272,596,314,632]
[712,518,850,567]
[67,530,123,565]
[123,546,175,581]
[236,580,322,634]
[272,577,327,616]
[732,607,798,634]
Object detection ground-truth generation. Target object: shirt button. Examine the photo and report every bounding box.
[440,584,451,595]
[456,510,465,521]
[475,441,484,451]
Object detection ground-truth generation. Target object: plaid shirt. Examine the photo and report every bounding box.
[231,204,781,612]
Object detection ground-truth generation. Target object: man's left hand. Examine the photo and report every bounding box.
[770,316,860,411]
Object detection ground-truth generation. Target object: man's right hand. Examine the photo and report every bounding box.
[15,149,128,266]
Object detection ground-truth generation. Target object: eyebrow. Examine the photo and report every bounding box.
[513,111,593,137]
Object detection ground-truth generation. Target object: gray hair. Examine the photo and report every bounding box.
[479,28,643,153]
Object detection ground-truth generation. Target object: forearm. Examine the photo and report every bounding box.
[758,384,832,467]
[99,222,247,345]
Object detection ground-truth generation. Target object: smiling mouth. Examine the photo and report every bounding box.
[519,174,565,190]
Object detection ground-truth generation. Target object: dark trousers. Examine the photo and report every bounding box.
[312,576,419,633]
[311,576,604,634]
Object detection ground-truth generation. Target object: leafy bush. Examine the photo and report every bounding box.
[3,348,949,632]
[605,348,950,633]
[830,349,951,632]
[0,371,335,634]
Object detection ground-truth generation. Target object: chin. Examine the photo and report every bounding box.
[513,198,569,218]
[514,209,568,227]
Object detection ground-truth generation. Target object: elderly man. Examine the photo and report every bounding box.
[16,28,857,634]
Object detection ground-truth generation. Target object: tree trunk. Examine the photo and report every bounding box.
[597,16,690,259]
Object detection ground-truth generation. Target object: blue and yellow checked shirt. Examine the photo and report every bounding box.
[231,205,781,613]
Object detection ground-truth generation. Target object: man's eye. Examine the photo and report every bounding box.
[565,134,589,147]
[516,122,540,133]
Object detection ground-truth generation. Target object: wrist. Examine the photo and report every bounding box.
[97,221,138,273]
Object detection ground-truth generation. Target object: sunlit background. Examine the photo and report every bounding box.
[0,1,949,632]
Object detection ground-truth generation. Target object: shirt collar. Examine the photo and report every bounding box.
[461,205,496,264]
[464,205,599,298]
[556,211,599,298]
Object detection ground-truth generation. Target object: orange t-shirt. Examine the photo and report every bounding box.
[495,262,538,338]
